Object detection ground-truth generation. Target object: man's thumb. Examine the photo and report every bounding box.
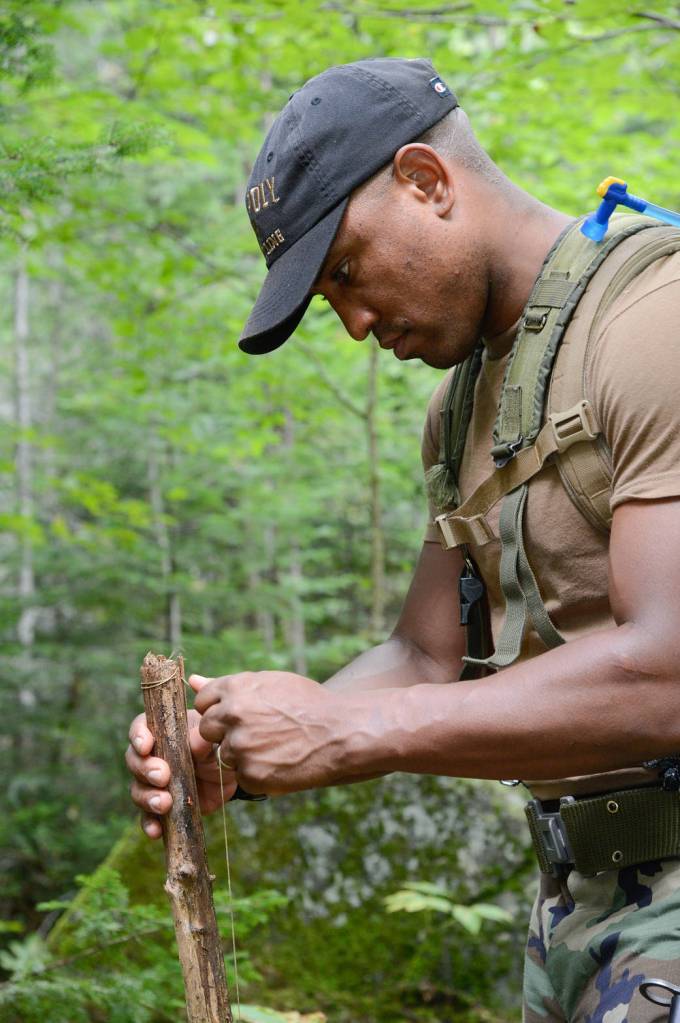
[188,673,212,692]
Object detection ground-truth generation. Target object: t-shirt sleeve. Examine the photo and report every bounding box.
[588,255,680,511]
[421,373,453,543]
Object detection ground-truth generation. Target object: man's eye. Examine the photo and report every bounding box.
[332,260,350,285]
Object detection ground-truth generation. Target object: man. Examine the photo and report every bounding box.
[126,58,680,1021]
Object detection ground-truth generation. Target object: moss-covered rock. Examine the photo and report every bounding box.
[43,776,532,1022]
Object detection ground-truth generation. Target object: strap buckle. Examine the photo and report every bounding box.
[490,436,523,469]
[523,311,549,333]
[548,400,599,454]
[527,797,575,876]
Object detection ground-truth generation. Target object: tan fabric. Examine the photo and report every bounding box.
[421,251,680,800]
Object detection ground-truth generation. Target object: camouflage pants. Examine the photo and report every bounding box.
[523,858,680,1023]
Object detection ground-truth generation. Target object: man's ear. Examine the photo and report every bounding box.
[392,144,455,216]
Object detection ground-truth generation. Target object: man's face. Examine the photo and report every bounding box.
[311,167,490,370]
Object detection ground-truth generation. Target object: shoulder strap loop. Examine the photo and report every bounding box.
[435,400,598,550]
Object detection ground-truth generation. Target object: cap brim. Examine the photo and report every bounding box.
[239,197,349,355]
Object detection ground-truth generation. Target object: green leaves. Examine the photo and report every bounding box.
[0,866,296,1022]
[237,1008,300,1023]
[2,3,679,1018]
[0,934,50,980]
[385,881,513,936]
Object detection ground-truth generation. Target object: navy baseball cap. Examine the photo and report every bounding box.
[239,57,458,355]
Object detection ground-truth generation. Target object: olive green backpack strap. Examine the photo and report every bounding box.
[427,344,494,677]
[434,215,680,672]
[451,213,661,670]
[428,342,485,510]
[490,213,657,463]
[549,223,680,531]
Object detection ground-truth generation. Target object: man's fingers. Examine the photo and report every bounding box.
[128,713,154,756]
[130,779,173,815]
[125,745,171,787]
[193,678,226,714]
[198,711,227,745]
[141,813,163,840]
[188,673,213,694]
[188,721,217,762]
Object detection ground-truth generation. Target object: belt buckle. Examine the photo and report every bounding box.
[529,797,576,877]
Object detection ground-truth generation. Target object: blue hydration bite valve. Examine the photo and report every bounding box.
[581,177,680,242]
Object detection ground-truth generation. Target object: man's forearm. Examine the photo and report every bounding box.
[324,634,460,694]
[334,622,680,782]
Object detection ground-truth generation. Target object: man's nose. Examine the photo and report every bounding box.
[335,300,377,342]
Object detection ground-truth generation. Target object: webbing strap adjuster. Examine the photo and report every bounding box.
[523,311,549,333]
[491,436,523,469]
[435,511,495,550]
[547,400,599,454]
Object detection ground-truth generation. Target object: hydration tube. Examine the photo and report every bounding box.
[581,176,680,242]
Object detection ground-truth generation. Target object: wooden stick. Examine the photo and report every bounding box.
[141,651,232,1023]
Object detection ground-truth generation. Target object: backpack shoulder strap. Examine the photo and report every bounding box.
[437,214,678,671]
[491,212,657,467]
[425,341,484,513]
[548,223,680,532]
[435,213,659,548]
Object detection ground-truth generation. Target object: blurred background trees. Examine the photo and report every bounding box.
[1,1,679,1019]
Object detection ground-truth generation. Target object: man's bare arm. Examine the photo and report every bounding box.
[192,497,680,796]
[126,539,465,828]
[328,498,680,783]
[324,541,466,692]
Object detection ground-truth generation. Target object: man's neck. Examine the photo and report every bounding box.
[480,187,574,352]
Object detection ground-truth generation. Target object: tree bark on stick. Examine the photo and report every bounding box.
[140,652,232,1023]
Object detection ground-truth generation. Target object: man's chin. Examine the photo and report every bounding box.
[394,334,450,368]
[418,350,460,370]
[417,335,480,370]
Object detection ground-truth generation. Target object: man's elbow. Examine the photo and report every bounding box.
[389,627,462,685]
[613,619,680,683]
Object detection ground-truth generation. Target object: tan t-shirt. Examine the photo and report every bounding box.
[421,251,680,800]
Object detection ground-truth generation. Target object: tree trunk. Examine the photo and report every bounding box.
[282,411,307,675]
[14,254,39,703]
[140,652,232,1023]
[247,560,275,656]
[148,437,182,648]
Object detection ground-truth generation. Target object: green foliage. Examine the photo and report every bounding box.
[0,933,50,980]
[237,1010,299,1023]
[2,1,680,1019]
[208,776,533,1021]
[0,865,290,1023]
[0,3,56,92]
[0,923,23,937]
[385,882,513,936]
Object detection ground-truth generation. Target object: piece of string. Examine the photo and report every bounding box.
[140,669,179,689]
[217,751,241,1022]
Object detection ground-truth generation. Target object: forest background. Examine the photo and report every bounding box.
[1,2,680,1021]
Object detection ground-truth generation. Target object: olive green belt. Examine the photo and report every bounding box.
[526,786,680,877]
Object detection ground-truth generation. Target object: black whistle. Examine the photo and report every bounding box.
[459,573,484,626]
[640,979,680,1023]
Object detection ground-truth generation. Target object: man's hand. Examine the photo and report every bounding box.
[193,670,352,795]
[126,676,237,840]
